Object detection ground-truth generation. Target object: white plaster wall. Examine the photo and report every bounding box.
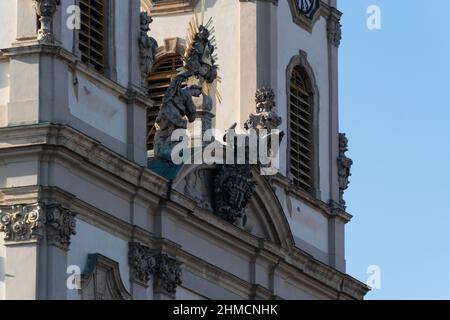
[67,219,130,300]
[275,186,329,255]
[0,0,17,49]
[115,0,130,87]
[177,287,206,300]
[59,0,76,53]
[148,0,241,135]
[275,1,331,202]
[50,162,131,222]
[0,236,5,300]
[0,61,10,127]
[0,159,39,188]
[68,73,128,144]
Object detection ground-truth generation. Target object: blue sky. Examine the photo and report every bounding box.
[339,0,450,300]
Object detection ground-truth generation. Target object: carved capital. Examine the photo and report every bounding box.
[32,0,60,44]
[128,242,155,286]
[0,203,77,249]
[45,204,77,250]
[0,204,44,243]
[152,253,182,297]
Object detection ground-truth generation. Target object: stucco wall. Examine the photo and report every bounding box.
[0,61,9,127]
[68,73,128,144]
[67,219,131,300]
[0,237,5,300]
[275,1,331,202]
[0,1,17,50]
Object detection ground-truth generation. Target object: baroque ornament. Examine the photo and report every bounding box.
[128,242,155,285]
[245,88,282,132]
[213,165,257,224]
[152,254,183,296]
[0,203,77,249]
[327,11,342,47]
[153,2,221,162]
[32,0,60,44]
[337,133,353,208]
[139,12,158,86]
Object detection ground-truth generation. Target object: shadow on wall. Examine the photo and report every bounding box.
[0,256,4,283]
[0,63,8,90]
[205,0,218,10]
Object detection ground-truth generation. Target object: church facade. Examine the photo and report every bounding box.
[0,0,368,300]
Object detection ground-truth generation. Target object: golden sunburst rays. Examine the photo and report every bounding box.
[181,1,222,104]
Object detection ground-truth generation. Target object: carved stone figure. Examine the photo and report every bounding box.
[32,0,60,44]
[152,254,183,297]
[0,203,77,250]
[213,165,257,224]
[185,25,218,83]
[139,12,158,85]
[337,133,353,208]
[153,72,202,161]
[245,88,282,132]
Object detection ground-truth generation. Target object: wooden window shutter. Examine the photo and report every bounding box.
[79,0,107,73]
[146,54,185,152]
[289,66,314,193]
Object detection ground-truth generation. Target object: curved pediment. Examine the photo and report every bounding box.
[173,164,294,249]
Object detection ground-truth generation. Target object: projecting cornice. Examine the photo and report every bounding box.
[0,124,368,299]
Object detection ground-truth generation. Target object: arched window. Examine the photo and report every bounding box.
[289,65,315,193]
[147,54,184,152]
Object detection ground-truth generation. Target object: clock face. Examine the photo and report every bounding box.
[298,0,315,14]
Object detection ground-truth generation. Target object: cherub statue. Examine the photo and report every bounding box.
[186,26,218,83]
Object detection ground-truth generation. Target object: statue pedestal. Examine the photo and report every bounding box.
[147,158,183,181]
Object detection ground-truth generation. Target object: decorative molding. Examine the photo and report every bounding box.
[139,12,158,87]
[288,0,321,32]
[0,126,368,299]
[129,242,183,296]
[81,254,131,300]
[0,203,77,249]
[141,0,200,16]
[152,253,183,297]
[0,44,153,110]
[244,88,282,132]
[337,133,353,209]
[129,242,154,286]
[213,165,257,224]
[32,0,60,44]
[327,8,342,47]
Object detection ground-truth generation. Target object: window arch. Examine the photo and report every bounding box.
[146,53,184,152]
[287,50,320,196]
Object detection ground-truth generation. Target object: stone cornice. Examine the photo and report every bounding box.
[0,124,368,299]
[269,174,353,223]
[0,44,153,110]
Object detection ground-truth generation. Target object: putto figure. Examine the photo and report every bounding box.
[185,25,218,83]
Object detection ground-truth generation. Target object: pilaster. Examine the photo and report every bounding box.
[0,202,77,299]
